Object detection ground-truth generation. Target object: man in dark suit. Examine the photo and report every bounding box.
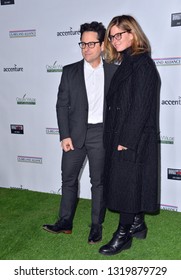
[43,21,117,244]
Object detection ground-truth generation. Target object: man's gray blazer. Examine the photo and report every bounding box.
[56,59,117,148]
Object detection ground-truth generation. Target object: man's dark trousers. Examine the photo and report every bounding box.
[59,123,105,227]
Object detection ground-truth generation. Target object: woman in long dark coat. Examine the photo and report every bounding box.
[99,15,161,256]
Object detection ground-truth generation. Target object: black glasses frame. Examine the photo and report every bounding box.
[108,31,128,42]
[78,41,100,49]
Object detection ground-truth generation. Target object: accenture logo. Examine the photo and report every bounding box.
[161,96,181,106]
[57,27,80,37]
[4,64,23,72]
[154,57,181,66]
[10,185,28,191]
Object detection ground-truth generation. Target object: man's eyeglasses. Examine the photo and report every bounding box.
[108,31,128,42]
[78,41,100,49]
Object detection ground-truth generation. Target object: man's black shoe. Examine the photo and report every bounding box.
[42,220,72,234]
[88,224,102,244]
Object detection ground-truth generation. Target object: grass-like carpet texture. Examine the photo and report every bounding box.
[0,187,180,260]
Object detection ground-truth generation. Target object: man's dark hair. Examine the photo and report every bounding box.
[80,21,106,43]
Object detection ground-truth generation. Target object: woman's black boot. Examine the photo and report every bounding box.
[99,224,132,256]
[129,213,147,239]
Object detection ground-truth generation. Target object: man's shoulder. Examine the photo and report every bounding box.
[63,59,83,71]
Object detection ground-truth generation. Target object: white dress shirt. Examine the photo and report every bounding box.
[84,59,104,124]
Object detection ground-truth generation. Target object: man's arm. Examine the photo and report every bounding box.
[56,66,71,141]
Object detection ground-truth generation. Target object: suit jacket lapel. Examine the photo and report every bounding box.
[103,61,111,96]
[103,61,112,122]
[77,59,88,105]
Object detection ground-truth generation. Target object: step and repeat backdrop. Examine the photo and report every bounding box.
[0,0,181,211]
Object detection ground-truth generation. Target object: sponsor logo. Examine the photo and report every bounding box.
[159,135,174,144]
[154,57,181,66]
[3,64,23,72]
[1,0,14,5]
[161,204,178,211]
[46,61,63,73]
[46,128,59,135]
[161,96,181,106]
[10,124,24,134]
[57,27,80,37]
[9,29,36,38]
[168,168,181,180]
[171,13,181,27]
[10,185,29,191]
[16,94,36,105]
[17,156,42,164]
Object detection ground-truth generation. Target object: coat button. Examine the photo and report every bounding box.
[108,106,111,110]
[116,107,120,110]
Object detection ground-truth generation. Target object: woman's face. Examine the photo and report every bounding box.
[109,25,133,52]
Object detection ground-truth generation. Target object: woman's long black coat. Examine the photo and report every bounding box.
[104,51,161,214]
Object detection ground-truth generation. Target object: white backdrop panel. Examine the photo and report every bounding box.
[0,0,181,211]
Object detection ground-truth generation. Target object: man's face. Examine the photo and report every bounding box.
[81,31,104,68]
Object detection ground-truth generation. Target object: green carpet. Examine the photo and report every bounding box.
[0,187,180,260]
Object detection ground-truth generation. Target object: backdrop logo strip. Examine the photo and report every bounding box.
[17,156,42,164]
[46,128,59,135]
[154,57,181,66]
[171,13,181,27]
[167,168,181,180]
[10,185,29,191]
[46,61,63,72]
[9,29,36,38]
[16,94,36,105]
[1,0,14,5]
[161,204,178,211]
[159,135,174,144]
[10,124,24,134]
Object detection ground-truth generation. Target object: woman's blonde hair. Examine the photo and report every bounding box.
[104,15,151,63]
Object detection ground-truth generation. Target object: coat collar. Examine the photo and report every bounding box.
[112,52,149,84]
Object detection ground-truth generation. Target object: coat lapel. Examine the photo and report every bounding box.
[77,60,88,105]
[106,57,133,102]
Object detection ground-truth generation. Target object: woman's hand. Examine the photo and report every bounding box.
[117,145,128,151]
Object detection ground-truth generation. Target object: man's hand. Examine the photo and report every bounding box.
[61,138,74,152]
